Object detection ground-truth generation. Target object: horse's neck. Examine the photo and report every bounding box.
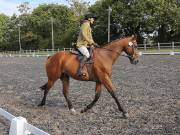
[103,41,125,64]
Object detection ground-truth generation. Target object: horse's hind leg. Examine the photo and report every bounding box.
[60,74,74,113]
[102,74,128,118]
[38,80,54,106]
[81,82,102,113]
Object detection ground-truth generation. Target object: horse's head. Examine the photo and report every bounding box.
[123,35,139,65]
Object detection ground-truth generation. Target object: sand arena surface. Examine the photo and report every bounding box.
[0,55,180,135]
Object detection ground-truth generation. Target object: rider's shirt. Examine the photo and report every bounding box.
[76,20,95,48]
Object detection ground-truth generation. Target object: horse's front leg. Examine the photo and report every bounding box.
[81,82,102,113]
[60,74,75,114]
[102,74,128,118]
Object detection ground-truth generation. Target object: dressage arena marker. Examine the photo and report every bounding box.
[0,108,50,135]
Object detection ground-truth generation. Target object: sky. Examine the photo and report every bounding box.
[0,0,97,16]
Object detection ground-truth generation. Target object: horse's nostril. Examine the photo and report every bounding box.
[136,60,139,64]
[133,59,139,64]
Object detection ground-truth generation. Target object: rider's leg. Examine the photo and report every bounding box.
[78,46,90,58]
[77,46,90,76]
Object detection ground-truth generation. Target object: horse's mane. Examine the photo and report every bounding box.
[101,36,131,48]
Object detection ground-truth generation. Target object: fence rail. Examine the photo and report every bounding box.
[0,42,180,56]
[138,41,180,53]
[0,108,50,135]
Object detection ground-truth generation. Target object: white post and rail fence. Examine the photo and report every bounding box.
[0,42,180,57]
[0,108,50,135]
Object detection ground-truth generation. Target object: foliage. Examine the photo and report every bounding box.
[17,2,31,15]
[0,0,180,51]
[31,4,78,49]
[90,0,180,44]
[66,0,90,17]
[0,14,9,50]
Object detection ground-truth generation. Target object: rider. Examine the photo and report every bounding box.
[76,12,97,76]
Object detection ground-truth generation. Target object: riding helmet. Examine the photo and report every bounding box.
[84,13,97,20]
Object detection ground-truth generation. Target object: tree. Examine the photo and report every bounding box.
[17,2,40,50]
[66,0,90,17]
[1,1,179,51]
[130,0,180,42]
[89,0,180,44]
[0,14,9,50]
[17,2,31,15]
[3,14,20,51]
[0,14,9,42]
[31,4,78,49]
[89,0,112,44]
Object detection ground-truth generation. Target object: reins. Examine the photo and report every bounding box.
[100,46,134,59]
[101,47,121,55]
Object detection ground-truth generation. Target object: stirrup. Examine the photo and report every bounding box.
[77,70,86,77]
[86,60,93,64]
[81,73,86,76]
[77,73,86,77]
[86,58,93,64]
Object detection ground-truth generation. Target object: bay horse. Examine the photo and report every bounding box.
[38,35,139,118]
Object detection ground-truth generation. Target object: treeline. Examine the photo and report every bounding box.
[0,0,180,51]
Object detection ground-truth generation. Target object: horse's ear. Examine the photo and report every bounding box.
[131,34,137,40]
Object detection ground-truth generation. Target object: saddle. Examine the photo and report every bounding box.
[70,46,94,64]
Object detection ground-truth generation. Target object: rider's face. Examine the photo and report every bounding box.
[89,18,95,24]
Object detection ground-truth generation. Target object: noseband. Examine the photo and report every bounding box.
[124,41,137,59]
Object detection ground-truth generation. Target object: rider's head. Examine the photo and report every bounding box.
[84,13,97,24]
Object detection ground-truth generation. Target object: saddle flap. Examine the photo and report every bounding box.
[70,47,94,62]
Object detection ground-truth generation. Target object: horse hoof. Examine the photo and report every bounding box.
[37,103,44,107]
[123,112,129,118]
[70,108,76,115]
[80,110,84,113]
[80,109,86,113]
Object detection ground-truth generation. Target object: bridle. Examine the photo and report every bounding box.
[101,47,121,55]
[101,41,137,59]
[125,41,138,59]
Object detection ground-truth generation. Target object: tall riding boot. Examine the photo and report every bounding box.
[77,56,88,76]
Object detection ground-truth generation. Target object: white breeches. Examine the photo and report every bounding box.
[77,46,90,58]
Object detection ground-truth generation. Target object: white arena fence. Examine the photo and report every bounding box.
[0,42,180,57]
[0,108,50,135]
[138,41,180,55]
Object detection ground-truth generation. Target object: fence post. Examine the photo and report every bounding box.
[9,117,29,135]
[144,43,146,52]
[0,108,49,135]
[172,42,174,52]
[158,42,160,52]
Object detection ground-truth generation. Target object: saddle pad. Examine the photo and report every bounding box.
[70,50,81,55]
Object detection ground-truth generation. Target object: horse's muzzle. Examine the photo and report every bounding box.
[130,58,139,65]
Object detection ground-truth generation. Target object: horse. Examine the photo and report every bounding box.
[38,35,139,118]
